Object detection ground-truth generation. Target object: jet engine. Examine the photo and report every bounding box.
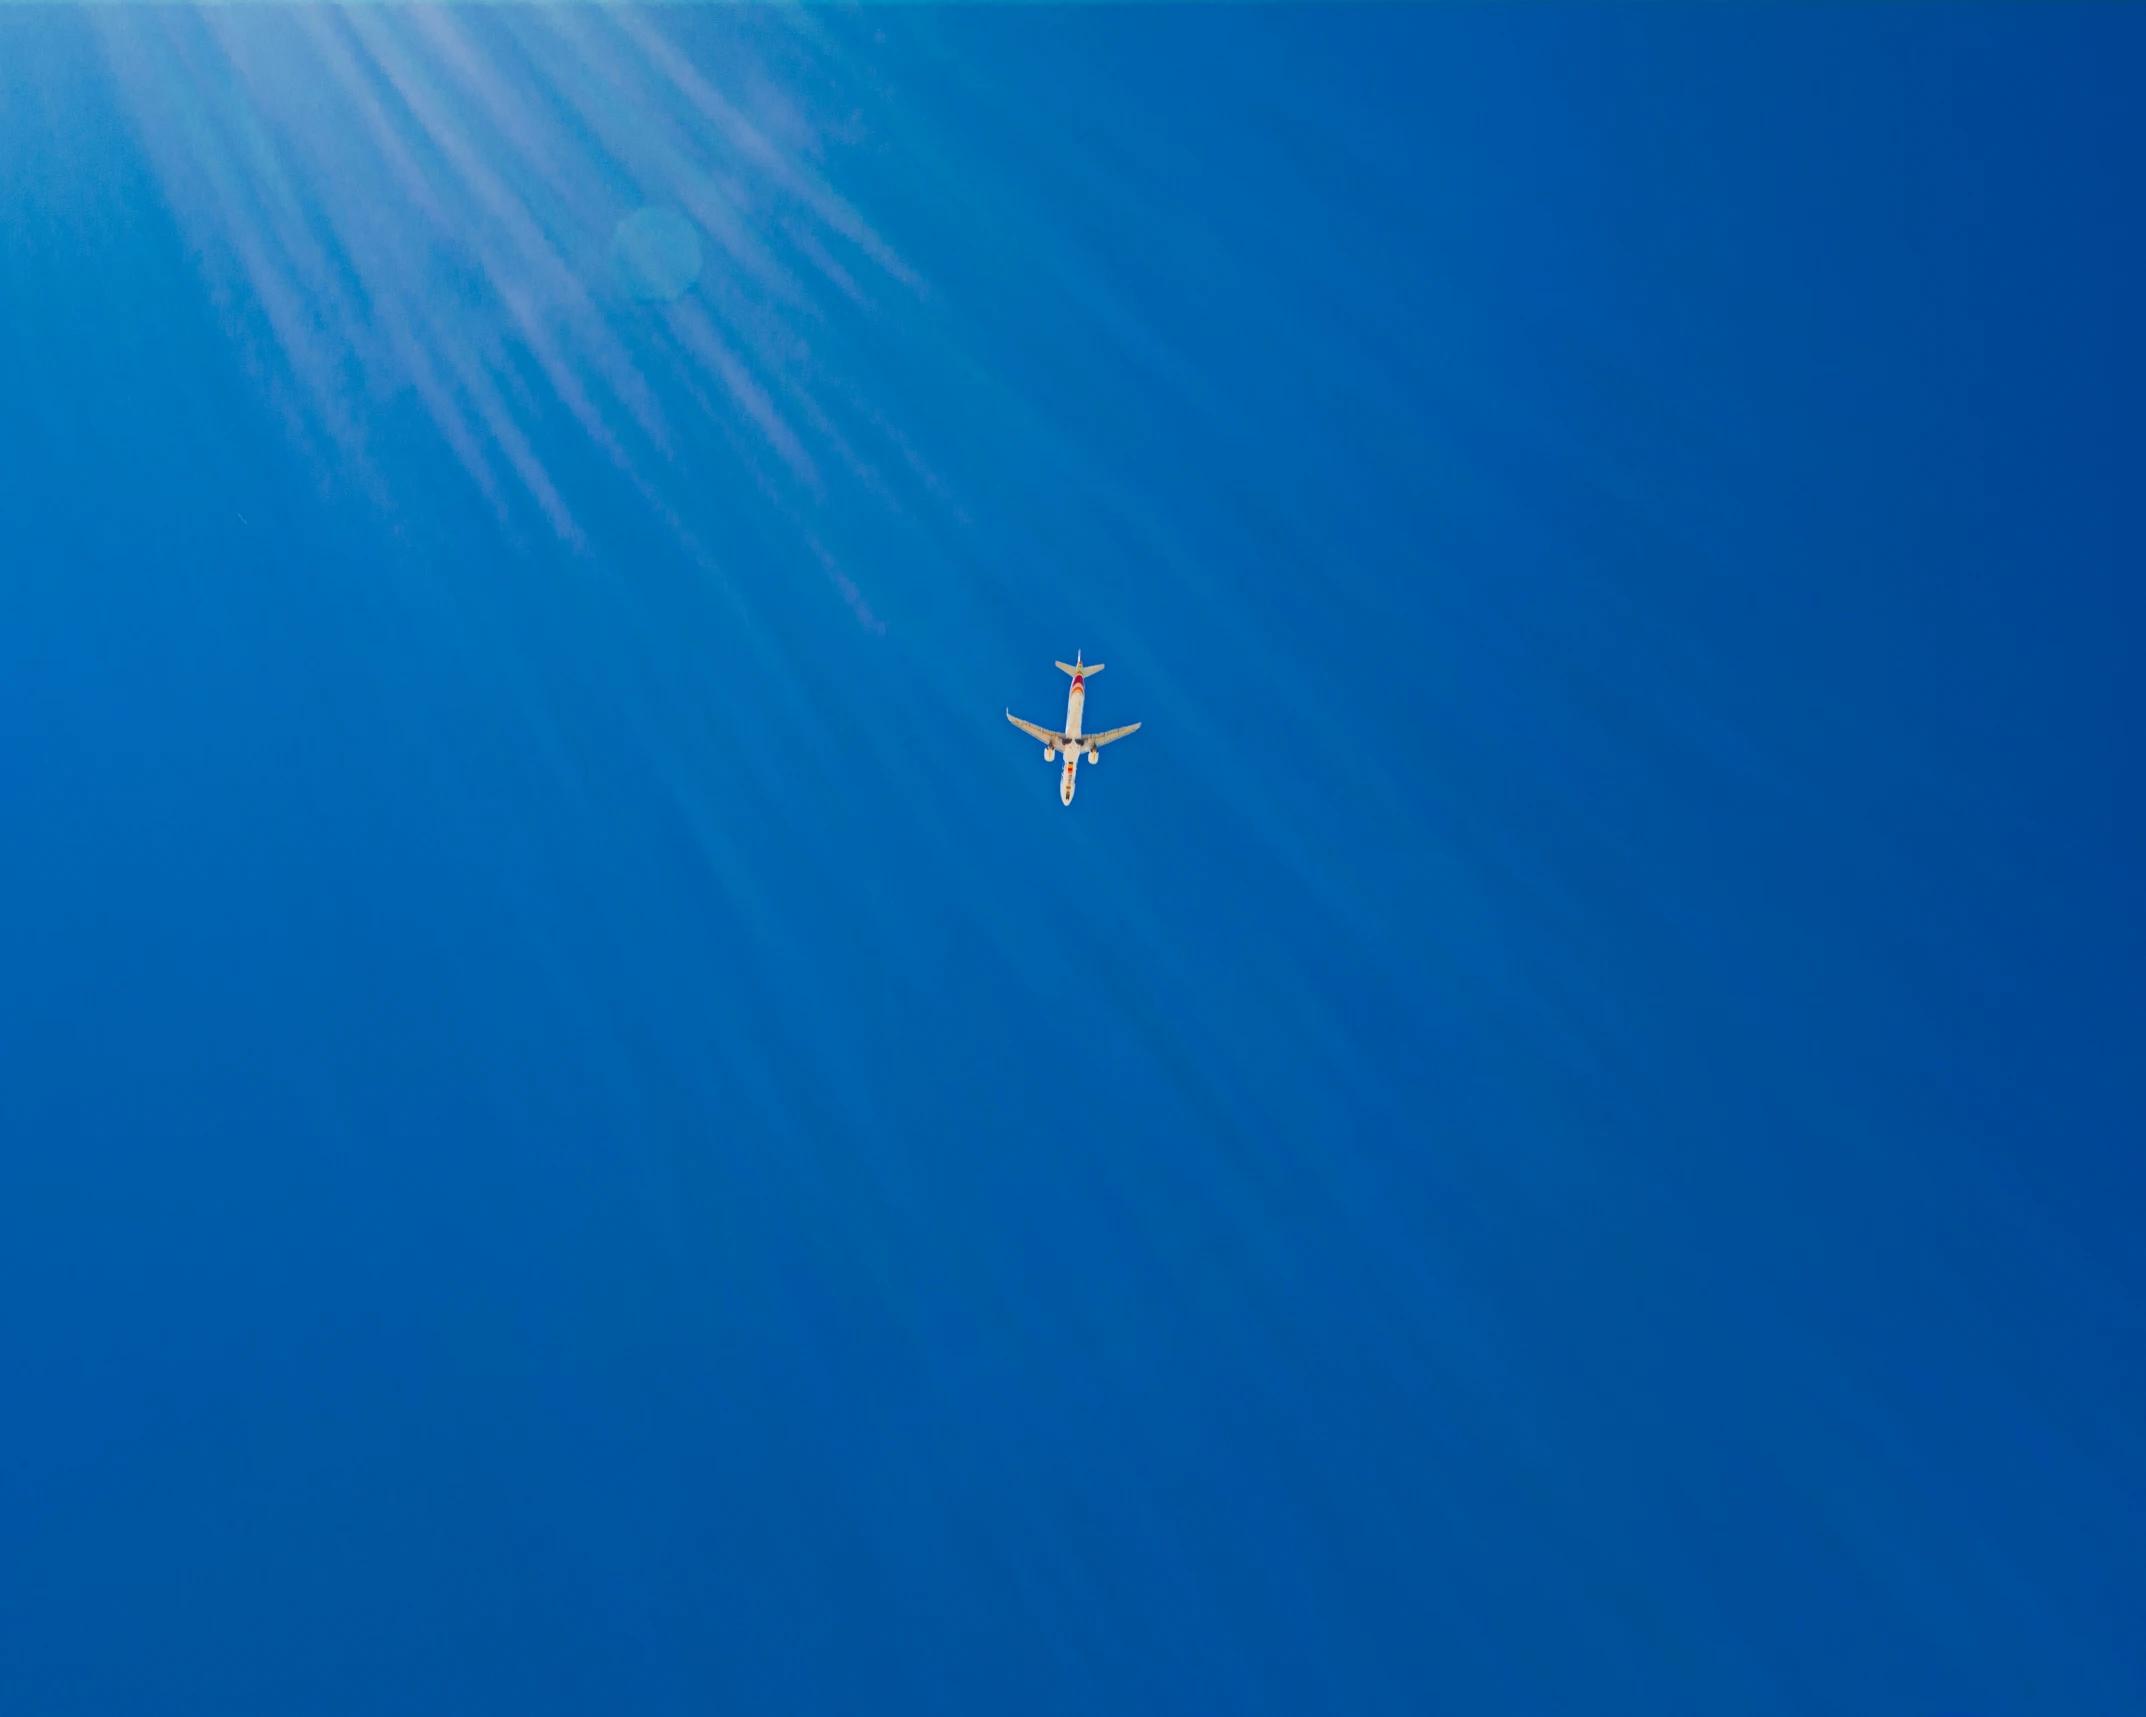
[1043,747,1056,761]
[1086,746,1100,763]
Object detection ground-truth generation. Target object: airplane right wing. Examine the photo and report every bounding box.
[1082,723,1142,747]
[1006,711,1069,746]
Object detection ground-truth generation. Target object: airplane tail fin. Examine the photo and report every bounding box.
[1055,658,1103,678]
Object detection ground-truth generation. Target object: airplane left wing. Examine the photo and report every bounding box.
[1082,723,1142,747]
[1006,711,1068,746]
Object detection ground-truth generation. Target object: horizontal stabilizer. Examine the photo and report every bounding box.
[1056,660,1103,678]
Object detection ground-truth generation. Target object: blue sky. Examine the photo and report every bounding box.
[2,7,2143,1713]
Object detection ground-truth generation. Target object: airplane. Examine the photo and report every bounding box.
[1006,651,1141,806]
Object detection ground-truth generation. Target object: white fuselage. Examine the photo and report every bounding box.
[1058,675,1088,804]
